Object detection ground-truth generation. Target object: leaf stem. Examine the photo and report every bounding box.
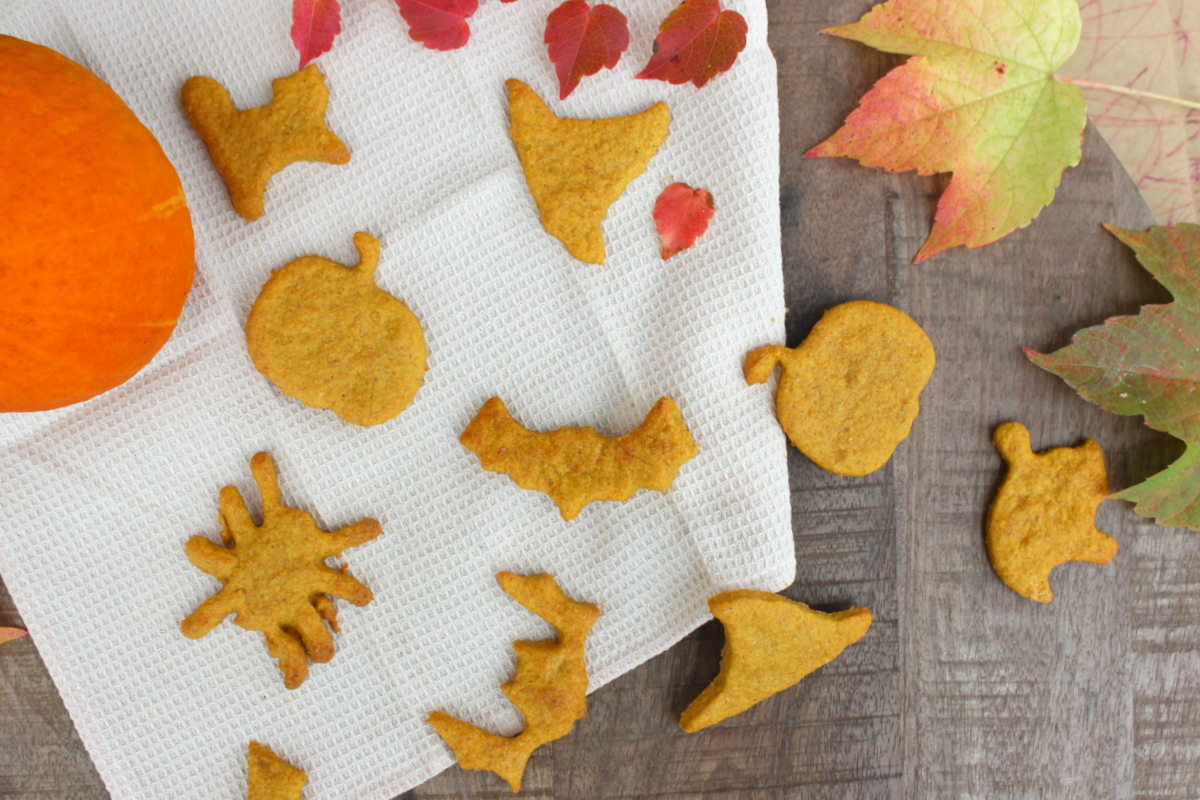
[1057,75,1200,111]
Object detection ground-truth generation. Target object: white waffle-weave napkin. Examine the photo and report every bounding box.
[0,1,791,797]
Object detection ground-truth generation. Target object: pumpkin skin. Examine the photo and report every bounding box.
[0,35,195,412]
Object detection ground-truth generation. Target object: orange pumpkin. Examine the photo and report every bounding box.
[0,35,195,412]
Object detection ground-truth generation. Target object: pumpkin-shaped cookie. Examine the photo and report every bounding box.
[246,232,427,426]
[745,300,934,476]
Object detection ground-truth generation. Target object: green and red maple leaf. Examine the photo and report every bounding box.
[809,0,1087,262]
[1030,224,1200,530]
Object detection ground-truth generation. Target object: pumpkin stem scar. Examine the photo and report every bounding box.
[138,189,189,221]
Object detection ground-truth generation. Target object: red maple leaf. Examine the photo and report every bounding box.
[292,0,342,69]
[394,0,479,51]
[654,183,715,259]
[545,1,630,99]
[636,0,747,89]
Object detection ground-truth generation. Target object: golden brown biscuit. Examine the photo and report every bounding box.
[428,572,600,792]
[745,300,935,476]
[181,64,350,220]
[460,396,699,520]
[181,452,381,689]
[987,421,1117,602]
[247,742,306,800]
[680,590,872,733]
[246,232,427,427]
[507,78,670,264]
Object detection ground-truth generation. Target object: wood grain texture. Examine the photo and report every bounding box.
[0,586,103,799]
[1,1,1197,799]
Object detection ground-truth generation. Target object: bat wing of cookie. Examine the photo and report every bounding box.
[460,396,699,520]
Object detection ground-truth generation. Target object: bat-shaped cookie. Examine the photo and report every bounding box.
[460,396,699,520]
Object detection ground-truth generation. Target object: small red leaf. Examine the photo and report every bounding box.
[654,183,715,259]
[0,627,27,647]
[637,0,747,89]
[545,1,630,100]
[394,0,479,51]
[292,0,343,69]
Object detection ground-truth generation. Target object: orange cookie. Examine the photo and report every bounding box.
[247,742,306,800]
[460,396,699,520]
[681,590,872,733]
[507,78,670,264]
[182,64,350,220]
[987,421,1117,603]
[181,452,381,689]
[746,300,934,476]
[428,572,600,792]
[246,232,427,427]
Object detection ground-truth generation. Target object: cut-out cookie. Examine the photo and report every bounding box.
[428,572,600,792]
[745,300,935,476]
[681,590,872,733]
[506,78,670,264]
[987,421,1117,603]
[181,452,381,689]
[247,742,306,800]
[246,232,427,427]
[182,64,350,220]
[460,396,699,520]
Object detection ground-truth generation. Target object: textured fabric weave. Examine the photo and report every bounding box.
[0,1,791,798]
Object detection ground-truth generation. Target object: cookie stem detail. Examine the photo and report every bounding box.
[351,231,381,280]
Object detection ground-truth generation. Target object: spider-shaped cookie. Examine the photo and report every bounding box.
[181,452,381,688]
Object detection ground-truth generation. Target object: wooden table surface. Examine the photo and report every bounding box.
[3,1,1198,798]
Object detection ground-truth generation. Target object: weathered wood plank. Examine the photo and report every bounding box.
[0,584,106,799]
[1131,528,1200,800]
[885,112,1162,800]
